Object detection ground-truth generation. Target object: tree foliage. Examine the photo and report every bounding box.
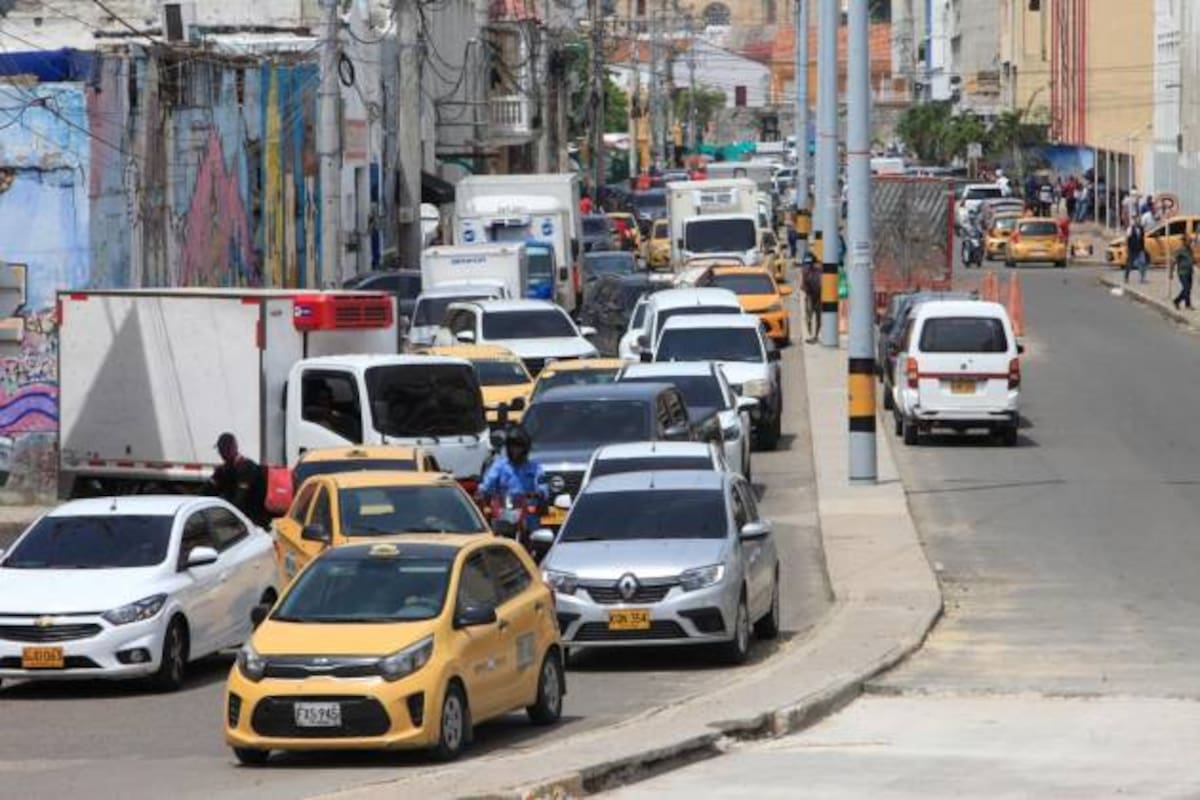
[672,87,726,141]
[896,102,1049,167]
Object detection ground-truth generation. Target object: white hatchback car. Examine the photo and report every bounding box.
[0,496,278,691]
[618,287,742,361]
[436,298,598,376]
[892,300,1023,446]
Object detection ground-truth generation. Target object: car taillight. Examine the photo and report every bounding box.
[1010,231,1021,244]
[1008,358,1020,389]
[906,357,919,389]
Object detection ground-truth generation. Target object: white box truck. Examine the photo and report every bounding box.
[453,173,582,312]
[666,179,761,269]
[57,289,491,495]
[420,243,530,299]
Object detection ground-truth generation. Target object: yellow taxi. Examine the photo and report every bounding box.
[529,358,627,402]
[272,471,489,584]
[1005,217,1068,268]
[225,535,563,764]
[1106,215,1200,267]
[645,219,672,271]
[607,211,642,252]
[426,345,532,425]
[699,266,792,345]
[984,215,1020,261]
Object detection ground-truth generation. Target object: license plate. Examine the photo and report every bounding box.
[607,609,651,631]
[294,702,342,728]
[22,646,64,669]
[950,379,976,395]
[542,506,568,527]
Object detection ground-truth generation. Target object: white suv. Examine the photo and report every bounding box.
[435,298,598,376]
[892,300,1022,446]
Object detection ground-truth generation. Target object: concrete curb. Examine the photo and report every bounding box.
[1099,274,1197,330]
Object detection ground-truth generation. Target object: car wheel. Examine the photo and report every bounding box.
[233,747,270,766]
[1005,259,1015,268]
[754,571,781,640]
[719,594,752,665]
[432,682,469,762]
[902,416,919,446]
[149,616,188,693]
[526,650,565,725]
[893,407,903,437]
[1056,260,1066,269]
[1001,424,1019,447]
[882,386,894,411]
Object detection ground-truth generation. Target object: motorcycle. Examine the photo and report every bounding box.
[962,219,985,268]
[483,493,549,561]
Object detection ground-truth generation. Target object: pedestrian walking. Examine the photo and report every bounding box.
[1125,218,1146,284]
[1038,179,1055,217]
[802,253,822,342]
[1174,238,1195,310]
[1065,175,1078,220]
[207,432,269,527]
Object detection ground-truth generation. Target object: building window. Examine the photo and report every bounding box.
[735,86,747,107]
[764,0,776,24]
[703,2,730,26]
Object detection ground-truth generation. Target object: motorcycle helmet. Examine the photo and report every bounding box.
[504,425,532,463]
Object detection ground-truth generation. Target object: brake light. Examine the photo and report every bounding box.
[906,357,919,389]
[1010,231,1021,244]
[1008,358,1021,389]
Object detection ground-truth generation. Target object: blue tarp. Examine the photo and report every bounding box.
[0,48,94,82]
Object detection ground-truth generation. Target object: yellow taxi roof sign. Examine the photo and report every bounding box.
[369,543,400,557]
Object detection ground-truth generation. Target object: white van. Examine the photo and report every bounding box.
[891,300,1023,446]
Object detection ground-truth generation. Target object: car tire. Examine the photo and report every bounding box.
[902,416,919,446]
[719,594,752,665]
[233,747,270,766]
[149,616,188,693]
[526,650,565,725]
[1055,260,1066,269]
[432,682,470,762]
[1001,424,1019,447]
[882,386,894,411]
[754,571,781,640]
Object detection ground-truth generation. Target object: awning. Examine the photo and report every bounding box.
[422,171,455,205]
[0,48,94,82]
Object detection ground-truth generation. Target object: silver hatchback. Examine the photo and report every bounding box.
[533,470,780,664]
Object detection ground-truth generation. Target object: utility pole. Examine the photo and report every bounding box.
[589,0,605,201]
[396,0,423,267]
[846,0,875,481]
[687,15,697,156]
[793,0,810,262]
[317,0,342,284]
[649,11,660,169]
[537,0,553,172]
[816,0,839,347]
[629,14,640,178]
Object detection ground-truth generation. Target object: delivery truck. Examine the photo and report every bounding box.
[666,178,761,269]
[421,243,530,298]
[57,289,492,496]
[454,173,582,311]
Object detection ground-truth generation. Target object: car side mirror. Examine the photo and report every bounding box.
[739,520,771,541]
[455,330,476,344]
[736,396,759,412]
[186,546,219,568]
[490,517,517,537]
[768,349,781,362]
[489,429,507,450]
[454,604,498,629]
[530,528,556,546]
[636,333,650,349]
[663,423,691,441]
[507,396,526,412]
[580,325,597,338]
[640,350,653,363]
[301,523,330,545]
[779,284,793,297]
[250,603,271,630]
[1017,343,1026,355]
[553,493,573,511]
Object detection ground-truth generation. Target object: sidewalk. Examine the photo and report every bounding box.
[324,345,942,800]
[1098,265,1198,329]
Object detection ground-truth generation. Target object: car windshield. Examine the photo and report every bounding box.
[532,367,620,398]
[652,221,669,238]
[365,363,485,437]
[1019,221,1059,237]
[527,249,554,282]
[685,219,757,253]
[919,317,1009,353]
[482,309,576,339]
[631,192,667,212]
[294,459,417,485]
[623,374,726,412]
[414,293,489,326]
[590,456,713,479]
[585,253,636,277]
[964,187,1003,200]
[656,327,763,363]
[994,217,1018,231]
[338,485,485,535]
[709,273,776,295]
[3,515,172,569]
[474,359,530,386]
[559,490,727,541]
[583,216,610,235]
[273,554,453,623]
[523,400,649,445]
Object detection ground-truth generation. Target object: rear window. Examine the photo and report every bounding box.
[1018,221,1059,237]
[964,186,1003,200]
[590,456,713,479]
[919,317,1008,353]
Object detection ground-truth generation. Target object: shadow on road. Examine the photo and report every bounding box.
[0,652,234,700]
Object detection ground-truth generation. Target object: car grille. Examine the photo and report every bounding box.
[544,471,584,497]
[0,624,102,642]
[0,656,101,669]
[250,695,391,739]
[261,656,381,679]
[583,584,674,605]
[572,621,687,642]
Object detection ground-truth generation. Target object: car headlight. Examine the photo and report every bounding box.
[742,379,770,398]
[101,593,167,626]
[763,303,784,314]
[680,564,725,592]
[378,635,434,682]
[237,643,267,682]
[543,569,578,595]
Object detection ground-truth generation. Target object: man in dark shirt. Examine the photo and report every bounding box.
[209,432,269,528]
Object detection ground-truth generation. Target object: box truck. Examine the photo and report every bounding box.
[420,243,530,299]
[666,179,761,269]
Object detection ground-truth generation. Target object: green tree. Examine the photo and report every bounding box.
[672,87,726,144]
[604,76,629,133]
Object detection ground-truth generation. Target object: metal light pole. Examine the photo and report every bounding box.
[846,0,875,481]
[793,0,810,261]
[317,0,342,284]
[816,0,839,347]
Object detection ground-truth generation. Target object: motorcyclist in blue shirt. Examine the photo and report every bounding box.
[479,426,547,506]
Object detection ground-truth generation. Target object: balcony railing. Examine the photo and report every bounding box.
[489,94,535,142]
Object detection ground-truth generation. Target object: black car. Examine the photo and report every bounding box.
[577,274,668,356]
[342,269,422,325]
[628,190,668,236]
[581,214,614,253]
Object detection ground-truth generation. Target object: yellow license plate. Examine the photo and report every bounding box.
[607,609,651,631]
[541,507,568,526]
[950,379,976,395]
[22,646,64,669]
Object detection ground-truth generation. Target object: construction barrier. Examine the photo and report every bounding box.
[1006,273,1025,336]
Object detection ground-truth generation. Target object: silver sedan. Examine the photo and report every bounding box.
[533,470,780,664]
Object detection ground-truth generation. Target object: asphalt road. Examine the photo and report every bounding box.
[606,265,1200,797]
[0,323,831,800]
